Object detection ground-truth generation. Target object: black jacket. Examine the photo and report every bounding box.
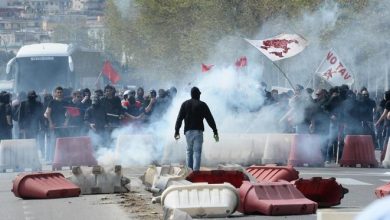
[175,98,218,135]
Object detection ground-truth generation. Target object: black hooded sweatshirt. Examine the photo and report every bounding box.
[175,87,218,135]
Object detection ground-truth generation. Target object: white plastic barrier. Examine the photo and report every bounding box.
[163,208,193,220]
[262,133,294,165]
[151,175,191,195]
[161,139,187,164]
[141,164,190,186]
[160,183,239,218]
[382,141,390,168]
[202,133,254,166]
[242,133,268,164]
[67,165,130,194]
[0,139,41,172]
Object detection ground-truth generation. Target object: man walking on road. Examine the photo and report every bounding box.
[175,87,219,171]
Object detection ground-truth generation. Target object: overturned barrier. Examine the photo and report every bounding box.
[340,135,378,168]
[159,183,239,218]
[141,164,189,188]
[52,136,97,170]
[238,181,317,215]
[186,170,249,188]
[0,139,41,172]
[67,165,130,194]
[375,182,390,198]
[246,165,299,182]
[12,172,80,199]
[150,175,191,196]
[293,177,348,207]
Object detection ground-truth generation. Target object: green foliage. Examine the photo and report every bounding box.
[103,0,370,82]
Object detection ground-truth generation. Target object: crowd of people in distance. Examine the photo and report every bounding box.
[0,84,177,160]
[0,82,388,164]
[261,84,381,163]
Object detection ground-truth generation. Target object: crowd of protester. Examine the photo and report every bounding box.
[259,84,382,163]
[0,82,388,164]
[0,84,177,161]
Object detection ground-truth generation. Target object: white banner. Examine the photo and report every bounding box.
[317,49,354,86]
[245,34,308,61]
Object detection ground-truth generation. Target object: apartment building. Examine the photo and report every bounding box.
[72,0,104,12]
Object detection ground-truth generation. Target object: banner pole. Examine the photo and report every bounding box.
[308,54,328,90]
[271,61,295,90]
[95,71,103,89]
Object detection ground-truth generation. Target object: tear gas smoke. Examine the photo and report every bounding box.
[96,1,389,166]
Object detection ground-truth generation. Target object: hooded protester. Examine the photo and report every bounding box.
[18,91,44,139]
[0,91,12,139]
[174,87,219,171]
[84,95,109,149]
[85,95,107,134]
[376,90,390,151]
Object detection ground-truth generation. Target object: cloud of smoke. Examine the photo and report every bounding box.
[96,1,389,166]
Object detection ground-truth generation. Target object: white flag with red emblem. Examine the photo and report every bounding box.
[245,34,308,61]
[316,49,354,86]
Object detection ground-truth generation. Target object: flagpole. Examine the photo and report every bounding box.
[95,71,103,88]
[271,61,295,89]
[308,54,327,90]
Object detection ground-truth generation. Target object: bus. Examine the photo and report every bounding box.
[6,43,75,93]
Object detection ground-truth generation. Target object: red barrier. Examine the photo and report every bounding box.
[375,183,390,198]
[12,172,80,199]
[293,177,348,207]
[186,170,249,188]
[52,136,97,170]
[288,134,324,166]
[246,165,299,182]
[238,181,317,215]
[340,135,378,167]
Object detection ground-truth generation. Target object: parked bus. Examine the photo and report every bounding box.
[6,43,103,93]
[6,43,75,92]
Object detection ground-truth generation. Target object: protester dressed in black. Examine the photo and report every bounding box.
[18,91,44,139]
[174,87,218,171]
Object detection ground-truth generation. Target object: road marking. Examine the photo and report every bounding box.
[300,172,390,176]
[335,178,372,185]
[380,179,390,183]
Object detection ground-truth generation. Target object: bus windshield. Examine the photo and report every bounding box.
[16,56,70,92]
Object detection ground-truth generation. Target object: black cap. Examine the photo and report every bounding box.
[191,87,201,99]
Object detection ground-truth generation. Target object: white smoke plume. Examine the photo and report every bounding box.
[96,1,389,167]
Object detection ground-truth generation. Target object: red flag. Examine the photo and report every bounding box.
[102,60,121,84]
[235,56,247,68]
[65,106,80,117]
[201,63,214,72]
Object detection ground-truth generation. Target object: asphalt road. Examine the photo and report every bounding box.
[0,169,130,220]
[1,166,389,220]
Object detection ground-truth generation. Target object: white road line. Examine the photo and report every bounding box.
[335,178,372,186]
[300,172,390,176]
